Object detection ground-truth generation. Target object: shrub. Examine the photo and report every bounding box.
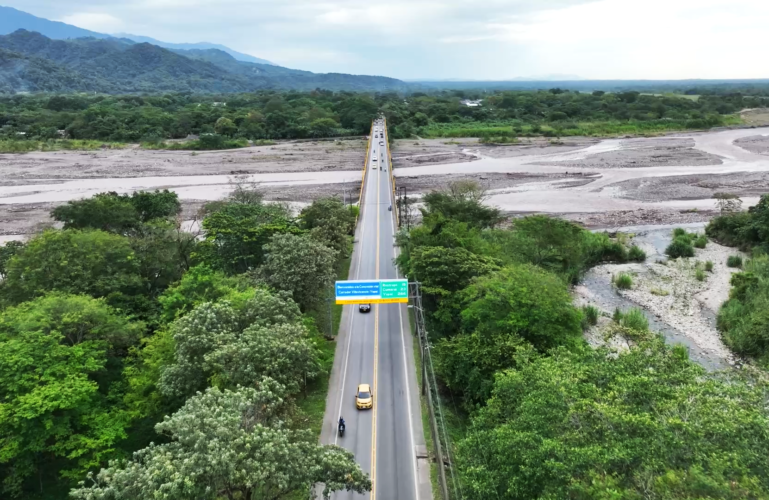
[727,255,743,268]
[614,273,633,290]
[582,305,600,328]
[696,269,706,281]
[620,307,649,332]
[665,237,695,258]
[612,307,623,323]
[650,288,670,296]
[705,261,714,272]
[602,241,628,263]
[673,228,688,239]
[628,245,646,262]
[706,212,755,248]
[694,235,708,249]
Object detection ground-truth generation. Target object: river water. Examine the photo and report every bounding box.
[581,223,731,371]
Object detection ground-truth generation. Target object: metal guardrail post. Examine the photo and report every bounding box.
[410,282,452,500]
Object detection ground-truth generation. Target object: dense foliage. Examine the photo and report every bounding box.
[0,187,366,499]
[0,85,752,145]
[397,182,769,499]
[706,195,769,363]
[458,341,769,500]
[396,182,635,406]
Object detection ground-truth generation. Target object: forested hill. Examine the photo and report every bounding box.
[0,30,410,93]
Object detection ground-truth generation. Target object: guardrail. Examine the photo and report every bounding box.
[356,122,374,226]
[382,118,399,225]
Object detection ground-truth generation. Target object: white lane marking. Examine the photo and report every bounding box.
[386,134,420,500]
[398,303,420,500]
[334,142,371,446]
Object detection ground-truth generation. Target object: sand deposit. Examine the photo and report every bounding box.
[576,226,747,370]
[0,139,367,180]
[2,126,769,234]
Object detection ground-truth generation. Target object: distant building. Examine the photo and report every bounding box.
[212,102,227,107]
[460,99,482,107]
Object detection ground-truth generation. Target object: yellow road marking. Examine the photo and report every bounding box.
[371,136,381,500]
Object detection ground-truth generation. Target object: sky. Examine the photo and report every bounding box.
[4,0,769,80]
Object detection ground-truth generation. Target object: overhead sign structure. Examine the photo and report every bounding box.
[335,279,409,305]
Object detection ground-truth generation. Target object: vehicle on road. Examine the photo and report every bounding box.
[356,384,373,410]
[379,141,384,146]
[338,417,346,437]
[372,157,377,162]
[359,304,371,313]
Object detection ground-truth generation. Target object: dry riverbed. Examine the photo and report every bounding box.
[3,127,769,234]
[576,225,746,370]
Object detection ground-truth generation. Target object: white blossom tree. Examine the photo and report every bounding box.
[71,386,371,500]
[259,233,337,312]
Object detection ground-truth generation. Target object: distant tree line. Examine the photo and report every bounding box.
[0,88,763,144]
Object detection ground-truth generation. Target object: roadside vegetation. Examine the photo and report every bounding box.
[397,181,769,499]
[0,88,760,151]
[0,186,368,500]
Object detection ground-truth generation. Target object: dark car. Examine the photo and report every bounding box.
[359,304,371,313]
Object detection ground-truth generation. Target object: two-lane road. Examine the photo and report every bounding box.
[322,121,428,500]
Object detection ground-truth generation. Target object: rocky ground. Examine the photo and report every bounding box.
[530,138,723,169]
[560,209,717,229]
[607,171,769,202]
[734,135,769,156]
[0,138,367,180]
[575,226,747,370]
[3,126,769,235]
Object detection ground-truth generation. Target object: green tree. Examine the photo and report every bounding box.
[0,240,24,279]
[259,233,337,312]
[0,295,135,497]
[0,293,142,350]
[456,340,769,500]
[51,191,180,234]
[158,293,309,400]
[436,264,582,404]
[422,181,503,230]
[309,117,339,137]
[214,116,238,136]
[71,386,371,500]
[501,215,617,283]
[51,193,140,233]
[197,202,301,274]
[0,230,143,308]
[128,190,181,222]
[409,246,500,338]
[157,264,247,323]
[300,197,355,257]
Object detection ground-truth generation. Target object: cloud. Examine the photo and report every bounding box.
[59,12,124,32]
[4,0,769,80]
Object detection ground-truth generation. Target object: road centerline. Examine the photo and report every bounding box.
[371,142,381,500]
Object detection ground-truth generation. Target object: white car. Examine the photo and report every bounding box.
[379,141,384,146]
[372,157,378,162]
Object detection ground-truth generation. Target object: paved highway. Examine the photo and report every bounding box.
[322,121,429,500]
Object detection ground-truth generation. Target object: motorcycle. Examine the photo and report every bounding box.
[338,423,345,437]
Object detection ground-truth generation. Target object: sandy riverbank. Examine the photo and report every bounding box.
[575,225,747,370]
[2,127,769,234]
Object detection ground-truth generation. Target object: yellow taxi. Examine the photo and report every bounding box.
[355,383,373,410]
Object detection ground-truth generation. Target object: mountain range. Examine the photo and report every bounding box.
[0,5,409,93]
[0,5,270,65]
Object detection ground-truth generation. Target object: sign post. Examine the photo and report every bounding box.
[335,279,409,305]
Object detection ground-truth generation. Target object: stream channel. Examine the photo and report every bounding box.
[581,222,729,371]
